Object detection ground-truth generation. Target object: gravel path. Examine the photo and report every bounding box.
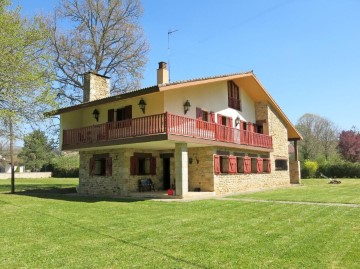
[219,197,360,207]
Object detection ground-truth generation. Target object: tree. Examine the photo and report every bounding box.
[18,130,56,172]
[0,1,57,192]
[48,0,149,105]
[338,128,360,162]
[296,114,338,161]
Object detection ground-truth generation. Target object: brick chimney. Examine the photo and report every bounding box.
[157,62,169,84]
[83,72,110,102]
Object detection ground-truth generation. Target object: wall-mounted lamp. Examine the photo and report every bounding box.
[235,116,241,127]
[92,109,99,122]
[138,99,146,114]
[183,100,191,114]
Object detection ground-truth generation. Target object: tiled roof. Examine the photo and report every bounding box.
[51,70,253,115]
[157,70,253,87]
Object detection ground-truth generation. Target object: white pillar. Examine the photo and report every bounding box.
[175,143,188,197]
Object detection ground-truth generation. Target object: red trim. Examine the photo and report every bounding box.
[256,158,263,173]
[150,157,156,175]
[244,157,251,174]
[228,156,237,174]
[214,155,221,174]
[89,157,95,176]
[63,113,273,149]
[105,157,112,176]
[130,156,137,175]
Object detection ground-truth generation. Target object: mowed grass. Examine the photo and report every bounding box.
[232,179,360,204]
[0,179,359,268]
[0,178,78,193]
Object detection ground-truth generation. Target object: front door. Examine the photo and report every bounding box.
[163,158,171,190]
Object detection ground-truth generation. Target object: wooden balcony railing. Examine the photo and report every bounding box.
[62,113,272,149]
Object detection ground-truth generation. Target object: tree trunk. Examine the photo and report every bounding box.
[9,116,15,194]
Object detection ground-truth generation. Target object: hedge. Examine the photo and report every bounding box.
[48,154,79,178]
[318,162,360,178]
[301,160,360,178]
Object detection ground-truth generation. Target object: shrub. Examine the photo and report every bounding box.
[49,154,79,178]
[318,162,360,178]
[301,160,318,178]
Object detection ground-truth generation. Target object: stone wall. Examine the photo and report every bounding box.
[289,161,301,184]
[212,102,291,195]
[188,147,214,192]
[83,72,110,102]
[214,171,290,195]
[0,172,52,179]
[78,148,173,196]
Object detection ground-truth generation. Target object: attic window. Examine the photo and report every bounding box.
[228,81,241,111]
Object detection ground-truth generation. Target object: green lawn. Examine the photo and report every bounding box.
[0,178,359,268]
[232,179,360,204]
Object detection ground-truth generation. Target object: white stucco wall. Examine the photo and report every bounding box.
[164,81,256,126]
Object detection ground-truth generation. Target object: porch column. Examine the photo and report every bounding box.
[175,143,188,197]
[290,139,301,184]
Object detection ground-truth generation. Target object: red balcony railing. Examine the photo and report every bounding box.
[62,113,272,149]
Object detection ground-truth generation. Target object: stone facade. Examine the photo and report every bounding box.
[289,161,301,184]
[212,102,292,195]
[83,72,110,102]
[76,100,295,197]
[188,147,215,192]
[78,149,166,196]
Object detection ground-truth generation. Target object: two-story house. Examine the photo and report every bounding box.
[54,62,302,198]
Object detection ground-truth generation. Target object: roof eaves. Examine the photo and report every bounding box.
[50,85,159,115]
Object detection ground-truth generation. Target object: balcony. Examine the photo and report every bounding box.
[62,113,273,150]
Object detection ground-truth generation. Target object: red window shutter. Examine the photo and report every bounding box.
[210,112,215,123]
[228,156,237,174]
[214,155,221,174]
[130,156,137,175]
[267,160,271,173]
[256,158,263,173]
[89,157,95,176]
[105,157,112,176]
[196,107,203,129]
[196,107,203,120]
[150,157,156,175]
[244,157,251,174]
[228,117,233,128]
[108,109,114,122]
[217,114,223,125]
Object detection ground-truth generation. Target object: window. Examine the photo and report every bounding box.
[130,154,156,175]
[217,114,233,127]
[108,106,132,122]
[214,155,236,174]
[237,157,244,173]
[116,105,132,121]
[196,107,215,130]
[202,111,209,122]
[275,159,288,171]
[228,81,241,111]
[220,156,229,173]
[263,159,271,173]
[89,154,112,176]
[138,158,151,175]
[94,159,106,175]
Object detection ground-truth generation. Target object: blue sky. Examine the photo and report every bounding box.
[14,0,360,130]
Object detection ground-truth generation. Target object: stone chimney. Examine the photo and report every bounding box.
[83,72,110,102]
[157,61,169,84]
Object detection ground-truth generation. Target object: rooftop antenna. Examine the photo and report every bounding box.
[167,29,179,82]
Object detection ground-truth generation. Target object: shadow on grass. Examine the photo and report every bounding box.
[5,187,149,203]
